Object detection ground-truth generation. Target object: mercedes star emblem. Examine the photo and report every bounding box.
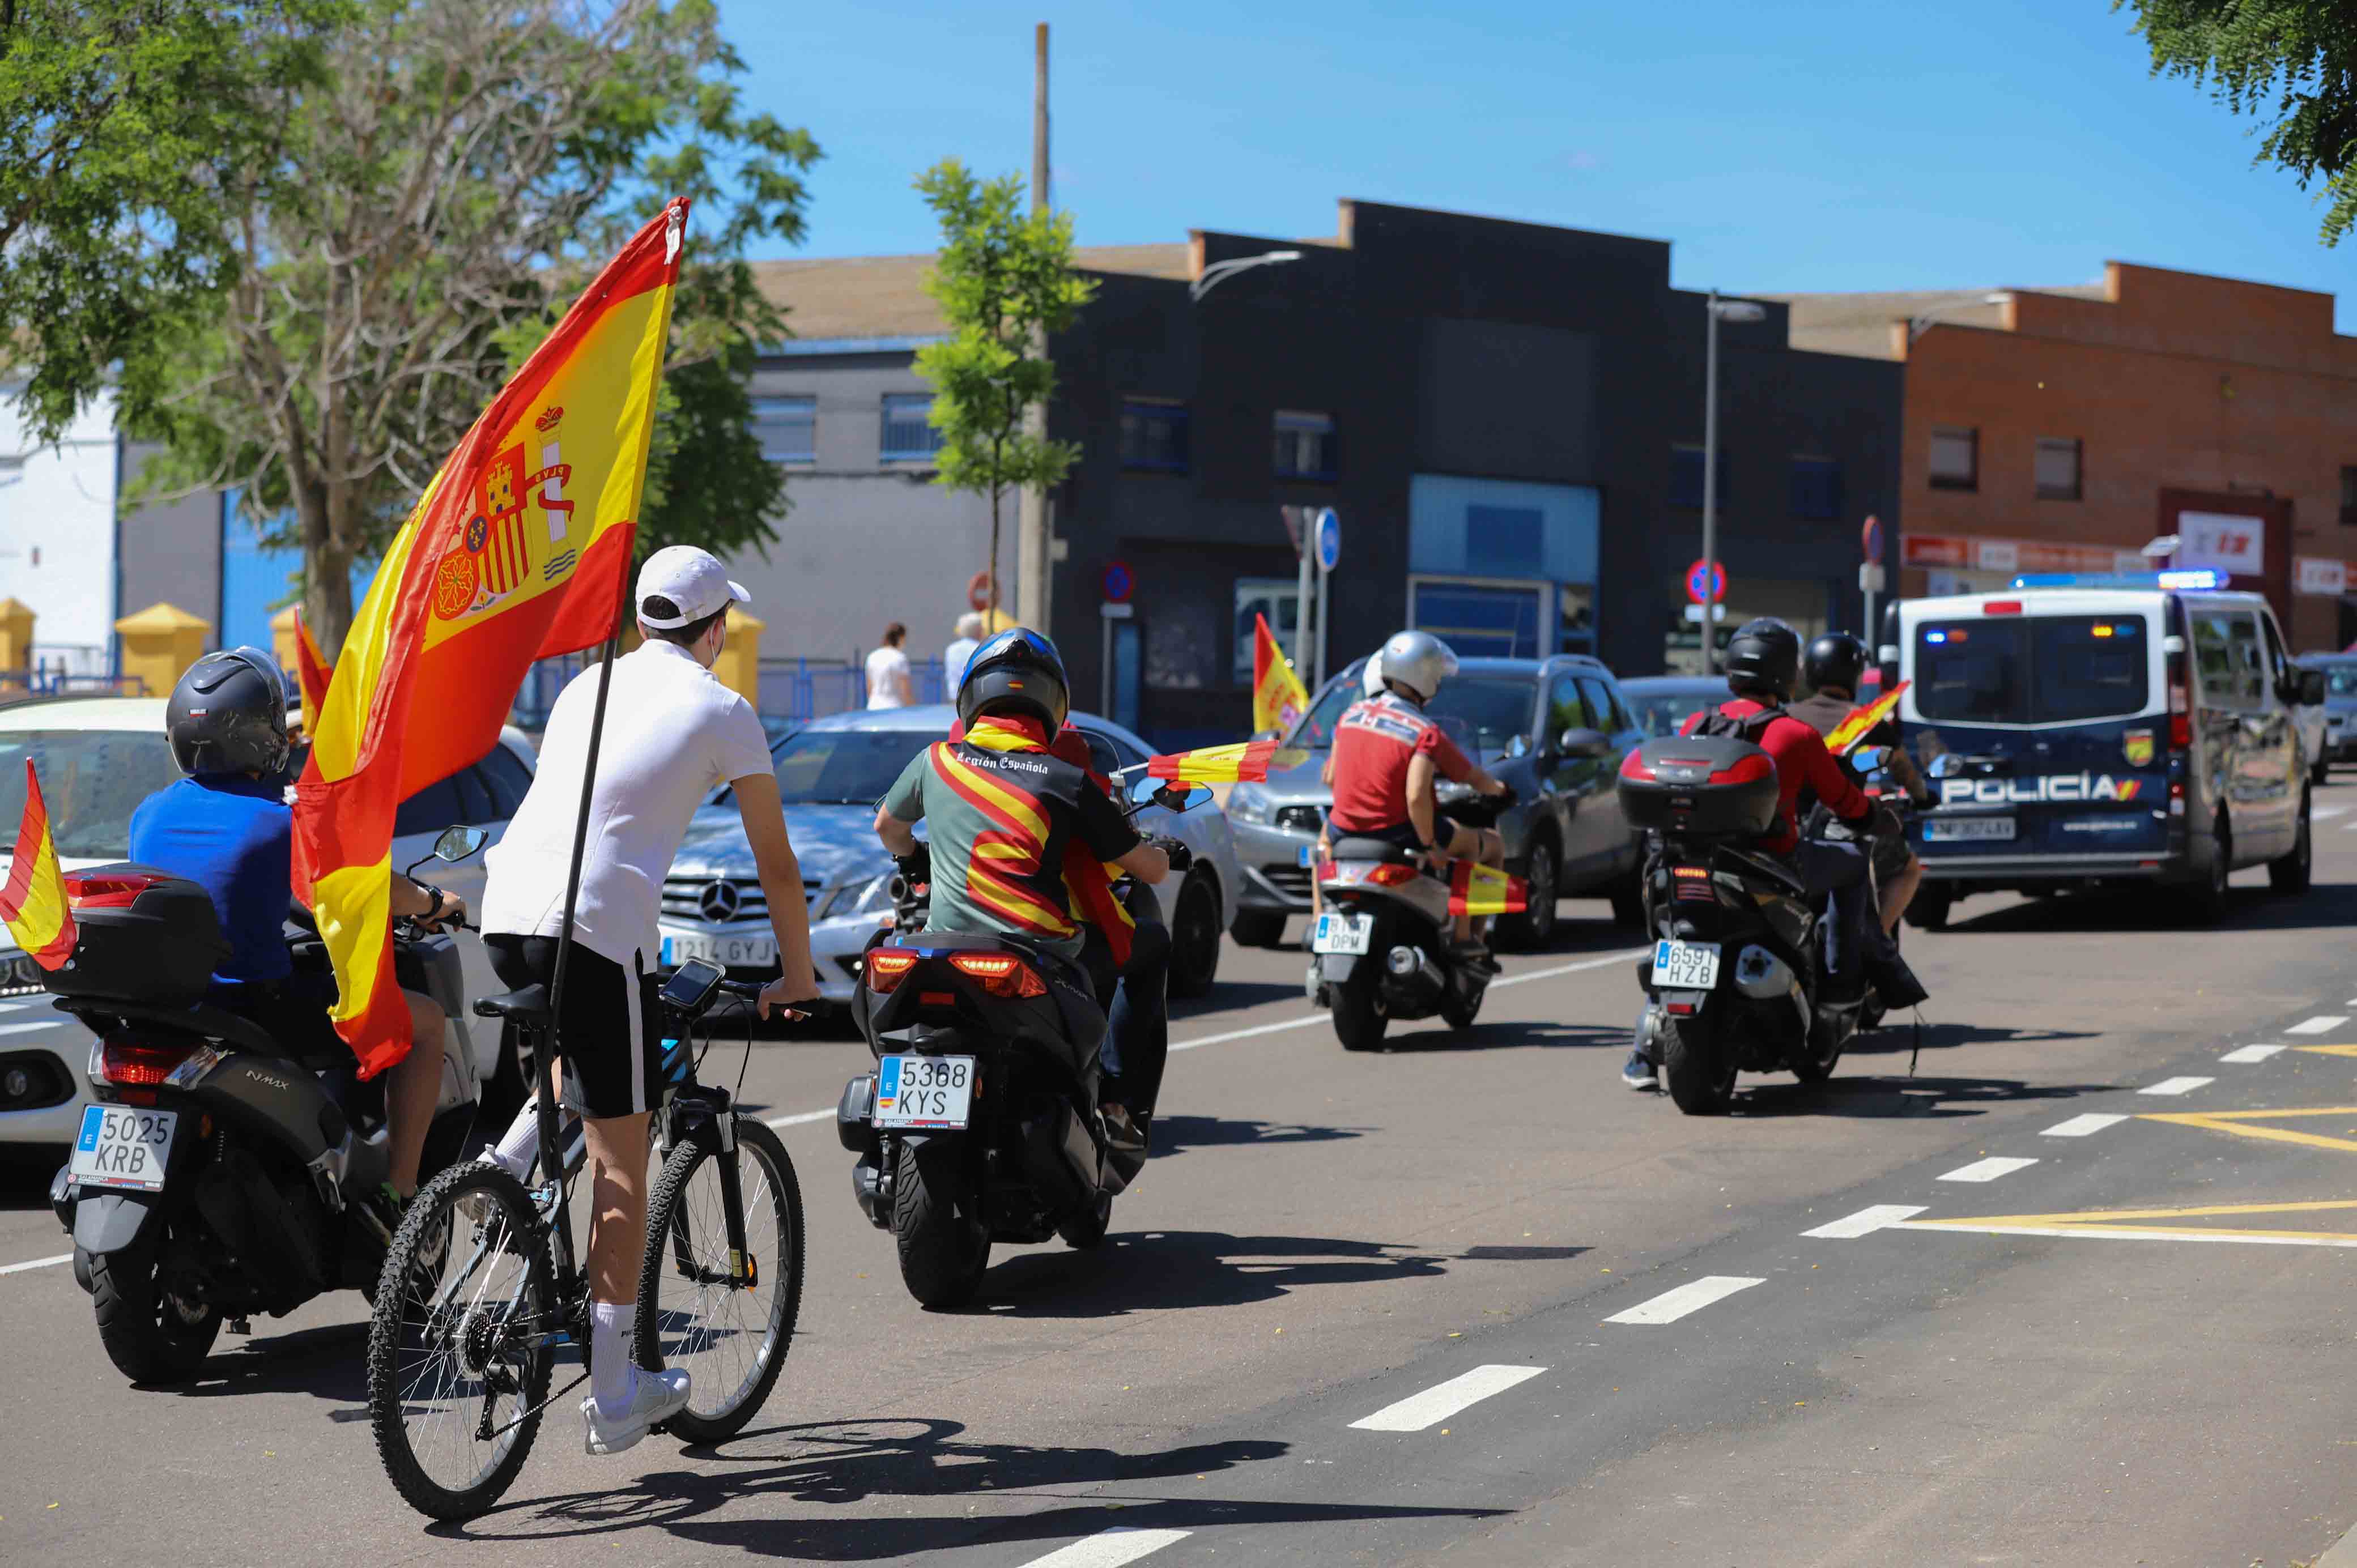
[697,881,743,922]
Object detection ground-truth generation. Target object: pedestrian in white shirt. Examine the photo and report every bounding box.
[941,611,985,693]
[479,544,820,1458]
[866,621,914,709]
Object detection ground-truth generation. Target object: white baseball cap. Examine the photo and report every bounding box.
[636,545,751,629]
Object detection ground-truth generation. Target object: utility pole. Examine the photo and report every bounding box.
[1015,22,1053,633]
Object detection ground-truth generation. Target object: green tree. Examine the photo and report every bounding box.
[9,0,818,655]
[2124,0,2357,244]
[912,159,1094,619]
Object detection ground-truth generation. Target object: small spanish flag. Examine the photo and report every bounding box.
[291,611,333,730]
[1250,612,1310,735]
[1,762,77,969]
[1146,739,1309,785]
[1825,681,1908,756]
[1448,860,1528,917]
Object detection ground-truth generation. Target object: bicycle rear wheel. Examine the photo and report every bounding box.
[635,1115,804,1444]
[367,1161,554,1521]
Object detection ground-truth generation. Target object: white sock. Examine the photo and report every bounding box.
[590,1301,636,1416]
[491,1100,539,1179]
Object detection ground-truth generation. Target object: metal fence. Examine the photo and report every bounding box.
[502,652,950,736]
[1,644,147,700]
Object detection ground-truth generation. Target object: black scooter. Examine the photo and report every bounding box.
[836,780,1201,1309]
[47,826,489,1382]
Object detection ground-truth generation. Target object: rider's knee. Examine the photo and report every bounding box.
[403,988,445,1045]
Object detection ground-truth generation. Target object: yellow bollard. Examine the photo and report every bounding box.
[0,598,32,691]
[713,609,764,707]
[114,603,214,700]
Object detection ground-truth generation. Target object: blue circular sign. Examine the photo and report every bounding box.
[1314,508,1341,573]
[1101,559,1135,604]
[1685,558,1726,604]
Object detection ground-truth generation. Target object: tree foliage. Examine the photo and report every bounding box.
[912,160,1094,615]
[2124,0,2357,244]
[3,0,817,654]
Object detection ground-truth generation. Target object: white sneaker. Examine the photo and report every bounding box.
[581,1367,691,1455]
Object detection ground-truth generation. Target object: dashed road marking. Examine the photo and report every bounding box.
[2139,1076,2215,1096]
[1016,1529,1194,1568]
[1605,1275,1763,1324]
[1940,1156,2040,1183]
[0,1019,65,1037]
[2043,1113,2129,1137]
[2220,1044,2287,1064]
[1348,1364,1547,1431]
[1802,1204,1925,1238]
[0,1254,70,1277]
[2317,805,2352,821]
[764,1109,834,1130]
[2287,1016,2347,1036]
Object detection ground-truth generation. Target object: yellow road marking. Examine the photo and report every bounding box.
[2139,1106,2357,1154]
[1906,1198,2357,1246]
[2294,1045,2357,1057]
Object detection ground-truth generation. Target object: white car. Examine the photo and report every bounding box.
[0,694,537,1147]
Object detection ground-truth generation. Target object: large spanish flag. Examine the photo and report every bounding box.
[1,762,75,970]
[1146,739,1309,785]
[293,200,689,1076]
[1250,613,1309,735]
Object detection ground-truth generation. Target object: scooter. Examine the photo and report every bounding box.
[47,826,490,1382]
[836,779,1204,1309]
[1307,792,1512,1052]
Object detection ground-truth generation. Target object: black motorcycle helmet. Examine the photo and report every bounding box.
[1722,617,1802,702]
[1802,630,1869,696]
[955,627,1070,733]
[166,646,293,777]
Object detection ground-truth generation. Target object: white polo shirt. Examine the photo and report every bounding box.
[482,639,773,969]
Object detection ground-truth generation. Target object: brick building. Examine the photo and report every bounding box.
[1780,264,2357,653]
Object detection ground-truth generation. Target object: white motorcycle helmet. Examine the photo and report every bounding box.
[1377,629,1457,705]
[1360,650,1386,698]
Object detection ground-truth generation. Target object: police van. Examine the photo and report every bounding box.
[1888,570,2326,928]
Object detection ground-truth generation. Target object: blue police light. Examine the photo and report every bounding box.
[1925,630,1948,644]
[2006,569,2227,592]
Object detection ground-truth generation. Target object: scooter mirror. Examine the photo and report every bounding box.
[433,824,491,862]
[1130,776,1211,814]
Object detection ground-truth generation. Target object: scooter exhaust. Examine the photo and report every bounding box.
[1383,944,1445,1003]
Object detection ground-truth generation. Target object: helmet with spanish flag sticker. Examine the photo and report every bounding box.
[956,627,1070,733]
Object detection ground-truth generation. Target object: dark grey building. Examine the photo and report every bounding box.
[744,203,1903,747]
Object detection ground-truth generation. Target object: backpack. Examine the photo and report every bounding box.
[1690,701,1789,746]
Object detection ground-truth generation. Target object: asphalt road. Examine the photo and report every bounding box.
[10,786,2357,1566]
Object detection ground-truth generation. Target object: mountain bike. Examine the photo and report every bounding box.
[365,960,805,1520]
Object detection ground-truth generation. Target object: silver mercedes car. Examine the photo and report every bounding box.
[655,704,1244,1008]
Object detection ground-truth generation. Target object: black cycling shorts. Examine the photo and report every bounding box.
[484,934,659,1119]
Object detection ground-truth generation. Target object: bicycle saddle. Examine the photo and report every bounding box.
[473,985,551,1025]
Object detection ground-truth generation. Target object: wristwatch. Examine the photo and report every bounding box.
[412,879,446,921]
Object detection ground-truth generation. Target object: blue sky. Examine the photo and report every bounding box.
[727,0,2357,327]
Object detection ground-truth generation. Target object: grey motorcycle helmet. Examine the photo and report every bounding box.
[165,646,293,777]
[1377,629,1458,705]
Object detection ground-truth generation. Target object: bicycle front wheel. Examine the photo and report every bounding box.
[367,1161,555,1521]
[635,1114,804,1444]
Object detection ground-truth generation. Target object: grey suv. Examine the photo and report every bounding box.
[1224,654,1646,948]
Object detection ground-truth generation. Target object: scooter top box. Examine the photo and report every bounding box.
[1620,737,1780,837]
[49,864,231,1008]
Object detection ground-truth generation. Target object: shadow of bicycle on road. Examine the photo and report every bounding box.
[931,1228,1446,1319]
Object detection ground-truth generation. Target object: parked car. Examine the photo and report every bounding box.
[656,704,1244,1008]
[0,694,537,1147]
[1223,654,1647,949]
[1619,675,1729,739]
[2299,653,2357,776]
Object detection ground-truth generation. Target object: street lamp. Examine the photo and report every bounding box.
[1700,291,1766,674]
[1907,291,2011,343]
[1189,249,1303,302]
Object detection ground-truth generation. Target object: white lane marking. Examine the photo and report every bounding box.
[1940,1156,2040,1183]
[1016,1529,1194,1568]
[1605,1275,1763,1325]
[2140,1076,2215,1096]
[0,1018,65,1037]
[1488,948,1653,991]
[2043,1113,2129,1137]
[0,997,48,1011]
[2287,1016,2347,1036]
[1900,1221,2357,1250]
[0,1253,71,1277]
[2316,805,2351,821]
[764,1109,835,1130]
[1348,1363,1546,1431]
[1802,1204,1925,1238]
[2220,1044,2287,1064]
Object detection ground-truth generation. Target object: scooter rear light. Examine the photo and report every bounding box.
[918,990,958,1008]
[948,952,1048,998]
[864,947,920,993]
[96,1037,199,1088]
[1367,863,1420,887]
[63,870,171,909]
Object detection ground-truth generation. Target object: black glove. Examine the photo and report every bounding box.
[1151,837,1194,872]
[1488,782,1520,809]
[895,843,934,886]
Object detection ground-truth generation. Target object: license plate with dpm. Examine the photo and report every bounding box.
[1310,913,1374,955]
[70,1105,177,1192]
[873,1055,976,1130]
[1925,816,2016,842]
[1651,939,1721,991]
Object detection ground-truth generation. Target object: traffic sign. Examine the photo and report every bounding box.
[1684,558,1726,605]
[1314,508,1341,573]
[1100,559,1135,604]
[1861,514,1883,562]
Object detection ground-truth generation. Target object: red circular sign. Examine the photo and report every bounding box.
[1861,513,1883,561]
[1684,559,1726,605]
[1101,559,1136,604]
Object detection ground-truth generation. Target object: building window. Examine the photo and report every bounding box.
[2035,437,2082,501]
[1233,578,1302,684]
[1273,410,1335,481]
[2341,466,2357,526]
[1789,456,1843,521]
[880,394,943,462]
[751,395,815,465]
[1929,425,1977,491]
[1121,399,1190,472]
[1669,445,1728,510]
